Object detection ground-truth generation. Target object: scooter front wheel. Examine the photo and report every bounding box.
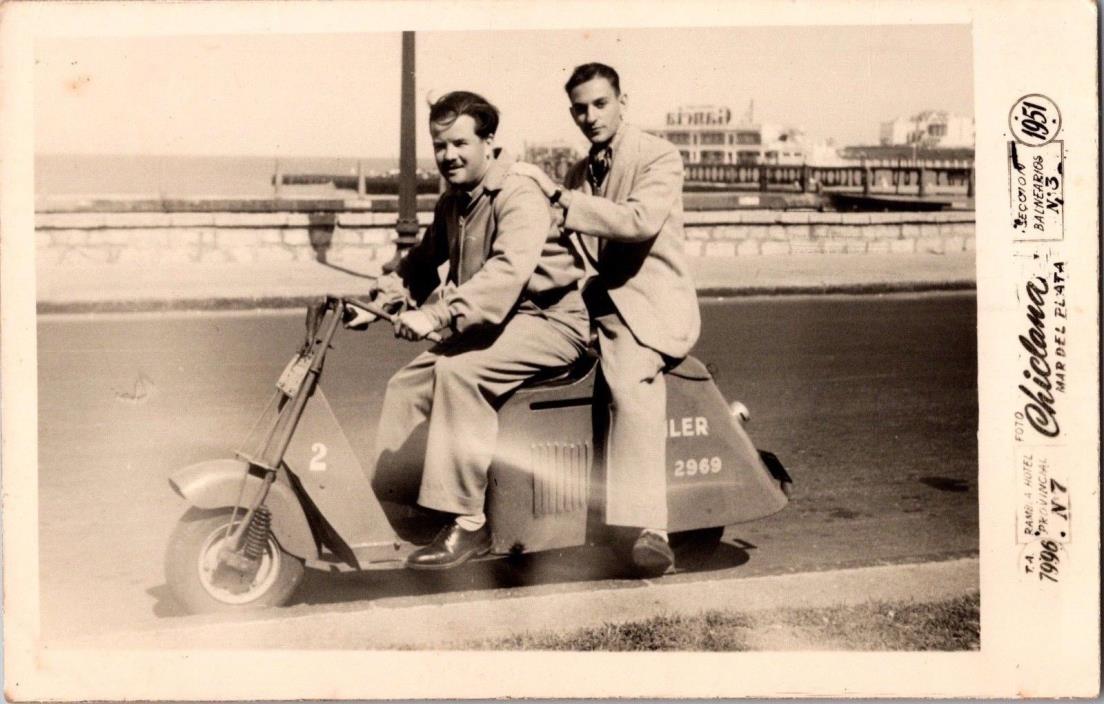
[165,507,305,614]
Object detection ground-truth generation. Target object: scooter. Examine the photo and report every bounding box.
[165,295,792,614]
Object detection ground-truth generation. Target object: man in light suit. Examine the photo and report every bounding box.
[512,62,701,572]
[361,91,589,570]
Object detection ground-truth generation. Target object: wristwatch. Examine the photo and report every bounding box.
[549,187,563,205]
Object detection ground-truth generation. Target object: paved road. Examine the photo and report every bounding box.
[36,292,978,642]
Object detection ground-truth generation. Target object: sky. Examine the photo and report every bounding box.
[35,24,973,160]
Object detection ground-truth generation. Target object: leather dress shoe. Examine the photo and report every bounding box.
[406,522,491,570]
[631,530,675,574]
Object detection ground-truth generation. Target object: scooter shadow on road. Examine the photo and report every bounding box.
[147,541,753,618]
[286,540,752,610]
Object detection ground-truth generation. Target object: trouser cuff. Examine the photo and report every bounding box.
[418,488,485,516]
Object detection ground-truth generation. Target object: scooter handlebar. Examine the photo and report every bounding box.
[344,297,444,344]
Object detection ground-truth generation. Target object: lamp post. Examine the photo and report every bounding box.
[394,31,420,252]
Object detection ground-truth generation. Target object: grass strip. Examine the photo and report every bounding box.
[443,592,980,651]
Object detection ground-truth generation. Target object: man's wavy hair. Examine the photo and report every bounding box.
[429,91,499,139]
[564,63,621,95]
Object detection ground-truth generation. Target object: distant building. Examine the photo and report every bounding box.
[524,141,581,184]
[879,111,974,149]
[647,104,840,166]
[842,111,974,167]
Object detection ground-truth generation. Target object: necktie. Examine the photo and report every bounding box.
[588,145,612,191]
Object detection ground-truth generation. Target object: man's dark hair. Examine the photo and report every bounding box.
[429,91,499,138]
[564,63,621,95]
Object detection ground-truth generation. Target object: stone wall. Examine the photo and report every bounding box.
[681,210,975,256]
[36,208,974,268]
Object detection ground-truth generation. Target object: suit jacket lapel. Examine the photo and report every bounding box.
[605,124,635,204]
[589,125,635,260]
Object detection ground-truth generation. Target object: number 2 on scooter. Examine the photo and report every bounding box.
[309,442,328,472]
[674,456,722,477]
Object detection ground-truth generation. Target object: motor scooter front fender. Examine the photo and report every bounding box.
[168,459,317,560]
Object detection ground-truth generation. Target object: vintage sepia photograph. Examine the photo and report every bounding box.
[2,0,1098,700]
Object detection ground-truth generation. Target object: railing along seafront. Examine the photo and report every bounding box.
[270,161,975,204]
[682,162,975,199]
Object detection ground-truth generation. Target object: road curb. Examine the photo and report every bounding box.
[696,280,976,298]
[62,557,979,650]
[36,281,977,315]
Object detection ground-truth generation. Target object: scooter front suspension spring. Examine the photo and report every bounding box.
[242,506,272,561]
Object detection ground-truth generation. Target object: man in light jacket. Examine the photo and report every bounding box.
[363,90,589,570]
[512,63,701,572]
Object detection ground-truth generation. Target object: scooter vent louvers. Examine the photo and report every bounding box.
[531,442,590,516]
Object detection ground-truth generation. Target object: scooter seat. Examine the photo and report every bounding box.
[518,350,711,391]
[664,355,713,380]
[519,347,599,389]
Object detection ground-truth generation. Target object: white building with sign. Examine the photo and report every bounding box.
[647,104,840,166]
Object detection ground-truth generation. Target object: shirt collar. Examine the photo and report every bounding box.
[452,147,514,205]
[590,122,628,157]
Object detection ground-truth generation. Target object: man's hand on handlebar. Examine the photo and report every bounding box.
[373,289,409,316]
[342,303,379,330]
[372,272,412,316]
[393,310,440,341]
[340,296,445,343]
[344,274,412,331]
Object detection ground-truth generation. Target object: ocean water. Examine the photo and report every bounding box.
[35,154,438,198]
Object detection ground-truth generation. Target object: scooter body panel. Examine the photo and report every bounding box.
[485,356,789,553]
[283,387,402,558]
[168,458,318,559]
[664,358,789,531]
[486,367,597,555]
